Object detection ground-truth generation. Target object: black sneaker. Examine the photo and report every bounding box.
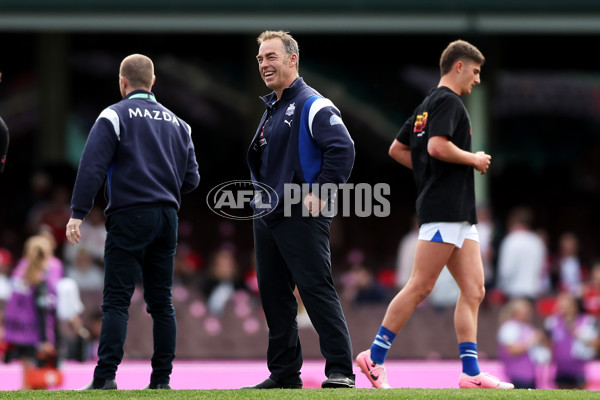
[242,377,302,389]
[80,378,117,390]
[321,373,355,388]
[144,382,172,389]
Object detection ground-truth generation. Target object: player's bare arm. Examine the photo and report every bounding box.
[389,139,412,169]
[427,136,491,174]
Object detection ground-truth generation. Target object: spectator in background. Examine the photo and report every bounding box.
[201,245,245,316]
[66,248,104,292]
[394,216,418,289]
[582,259,600,315]
[340,263,389,305]
[555,232,583,298]
[428,267,460,311]
[0,248,13,301]
[476,204,495,288]
[535,228,554,297]
[173,242,203,291]
[14,228,63,291]
[56,277,89,361]
[496,206,547,302]
[3,235,60,389]
[497,298,548,389]
[544,291,599,389]
[63,206,106,268]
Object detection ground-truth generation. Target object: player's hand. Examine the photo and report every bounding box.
[474,151,491,174]
[66,218,83,246]
[303,192,326,217]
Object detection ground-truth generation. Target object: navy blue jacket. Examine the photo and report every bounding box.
[248,78,355,224]
[71,90,200,219]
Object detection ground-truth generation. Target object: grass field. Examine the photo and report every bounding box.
[1,389,598,400]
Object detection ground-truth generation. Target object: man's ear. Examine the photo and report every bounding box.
[455,60,464,74]
[289,53,298,68]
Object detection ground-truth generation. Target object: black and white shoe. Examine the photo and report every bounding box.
[321,373,355,388]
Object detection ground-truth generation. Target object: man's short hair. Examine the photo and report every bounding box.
[508,206,534,228]
[439,40,485,76]
[257,30,300,70]
[120,54,154,89]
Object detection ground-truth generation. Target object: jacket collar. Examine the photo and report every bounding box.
[125,90,156,101]
[261,77,306,106]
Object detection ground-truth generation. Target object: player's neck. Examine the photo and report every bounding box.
[438,77,461,96]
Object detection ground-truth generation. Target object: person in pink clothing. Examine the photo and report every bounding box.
[497,298,548,389]
[544,292,599,389]
[13,229,63,287]
[3,235,60,389]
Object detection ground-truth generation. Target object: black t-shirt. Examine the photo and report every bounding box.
[396,86,477,226]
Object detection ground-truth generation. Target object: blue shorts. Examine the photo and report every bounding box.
[418,222,479,248]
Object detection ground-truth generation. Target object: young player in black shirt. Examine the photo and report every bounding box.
[357,40,514,390]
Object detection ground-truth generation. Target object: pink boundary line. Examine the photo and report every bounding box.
[1,359,599,390]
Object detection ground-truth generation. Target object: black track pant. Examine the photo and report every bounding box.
[253,205,354,385]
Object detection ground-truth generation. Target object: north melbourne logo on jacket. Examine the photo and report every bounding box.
[329,114,343,126]
[285,103,296,116]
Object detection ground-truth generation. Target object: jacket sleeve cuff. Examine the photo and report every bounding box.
[71,210,88,220]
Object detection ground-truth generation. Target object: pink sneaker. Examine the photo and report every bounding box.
[356,350,391,389]
[459,372,514,389]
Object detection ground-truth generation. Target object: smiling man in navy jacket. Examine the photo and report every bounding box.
[245,30,355,389]
[65,54,200,390]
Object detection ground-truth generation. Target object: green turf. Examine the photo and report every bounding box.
[0,389,597,400]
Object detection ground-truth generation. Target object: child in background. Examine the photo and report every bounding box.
[3,235,61,389]
[497,298,549,389]
[544,292,599,389]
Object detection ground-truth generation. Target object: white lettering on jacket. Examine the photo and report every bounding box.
[128,108,181,126]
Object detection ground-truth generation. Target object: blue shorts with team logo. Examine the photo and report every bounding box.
[418,222,479,248]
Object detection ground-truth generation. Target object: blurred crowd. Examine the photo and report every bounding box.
[1,177,600,389]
